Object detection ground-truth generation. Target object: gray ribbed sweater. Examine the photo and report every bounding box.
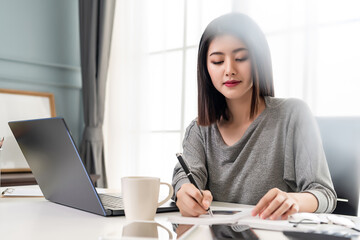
[172,97,336,213]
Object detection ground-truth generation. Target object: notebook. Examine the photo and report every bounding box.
[8,117,178,216]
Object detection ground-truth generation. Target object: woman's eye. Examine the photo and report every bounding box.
[212,61,224,65]
[236,56,248,62]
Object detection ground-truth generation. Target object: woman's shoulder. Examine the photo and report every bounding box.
[264,97,314,125]
[184,118,216,139]
[185,118,215,132]
[265,96,310,112]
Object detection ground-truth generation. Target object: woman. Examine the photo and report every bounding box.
[172,13,336,220]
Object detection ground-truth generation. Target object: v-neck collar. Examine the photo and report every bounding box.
[214,97,270,148]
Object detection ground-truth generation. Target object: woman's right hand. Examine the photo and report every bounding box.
[175,183,213,217]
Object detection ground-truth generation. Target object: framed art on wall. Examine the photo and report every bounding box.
[0,88,56,172]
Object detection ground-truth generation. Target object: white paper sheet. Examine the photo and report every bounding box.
[168,209,253,225]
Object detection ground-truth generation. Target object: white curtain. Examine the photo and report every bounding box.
[104,0,149,189]
[104,0,234,189]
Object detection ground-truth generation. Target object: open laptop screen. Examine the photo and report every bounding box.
[9,117,178,216]
[9,117,107,216]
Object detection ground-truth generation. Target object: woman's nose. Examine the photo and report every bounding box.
[225,60,237,76]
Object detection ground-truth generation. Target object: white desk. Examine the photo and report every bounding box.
[0,186,359,240]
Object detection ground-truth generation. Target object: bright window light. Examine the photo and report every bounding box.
[105,0,360,188]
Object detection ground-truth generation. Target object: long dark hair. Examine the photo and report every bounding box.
[197,13,274,126]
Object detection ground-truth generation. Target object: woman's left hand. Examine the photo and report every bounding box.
[251,188,300,220]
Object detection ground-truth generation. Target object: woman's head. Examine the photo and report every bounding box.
[197,13,274,126]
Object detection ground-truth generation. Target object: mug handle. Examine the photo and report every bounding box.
[158,182,174,207]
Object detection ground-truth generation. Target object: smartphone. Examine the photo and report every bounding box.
[175,224,198,240]
[210,224,259,240]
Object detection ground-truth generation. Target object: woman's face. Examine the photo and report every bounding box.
[207,34,253,101]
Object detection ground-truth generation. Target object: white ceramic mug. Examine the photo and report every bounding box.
[121,176,174,220]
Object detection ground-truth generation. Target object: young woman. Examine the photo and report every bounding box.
[172,13,336,220]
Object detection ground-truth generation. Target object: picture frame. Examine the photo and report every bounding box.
[0,88,56,173]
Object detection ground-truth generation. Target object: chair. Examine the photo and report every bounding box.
[316,117,360,216]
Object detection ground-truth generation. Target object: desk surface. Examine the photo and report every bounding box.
[1,186,359,240]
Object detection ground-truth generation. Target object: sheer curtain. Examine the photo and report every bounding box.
[104,0,148,189]
[104,0,232,188]
[104,0,360,189]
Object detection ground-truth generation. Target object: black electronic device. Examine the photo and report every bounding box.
[9,117,178,216]
[210,224,259,240]
[283,230,352,240]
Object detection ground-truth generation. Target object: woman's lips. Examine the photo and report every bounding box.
[224,80,241,87]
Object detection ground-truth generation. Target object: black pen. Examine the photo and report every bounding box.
[176,153,214,217]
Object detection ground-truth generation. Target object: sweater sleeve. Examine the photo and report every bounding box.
[171,120,208,201]
[283,99,337,213]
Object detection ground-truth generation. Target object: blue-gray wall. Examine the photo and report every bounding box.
[0,0,83,144]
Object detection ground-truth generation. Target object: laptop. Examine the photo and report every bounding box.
[8,117,178,216]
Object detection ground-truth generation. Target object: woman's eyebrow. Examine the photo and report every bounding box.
[232,47,248,53]
[209,51,224,56]
[209,47,248,56]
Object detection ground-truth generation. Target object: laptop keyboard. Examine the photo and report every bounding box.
[99,194,124,210]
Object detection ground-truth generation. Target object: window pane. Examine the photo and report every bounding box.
[317,0,360,24]
[147,0,184,52]
[247,0,292,33]
[138,132,181,184]
[186,0,202,46]
[165,0,185,50]
[268,31,306,99]
[288,31,306,99]
[200,0,232,32]
[187,0,232,46]
[267,34,289,97]
[147,0,165,52]
[184,47,198,127]
[146,51,183,131]
[289,0,306,28]
[315,22,360,116]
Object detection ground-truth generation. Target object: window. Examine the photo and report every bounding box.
[244,0,360,115]
[105,0,360,188]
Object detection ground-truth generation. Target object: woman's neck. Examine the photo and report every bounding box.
[216,95,265,146]
[222,95,265,127]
